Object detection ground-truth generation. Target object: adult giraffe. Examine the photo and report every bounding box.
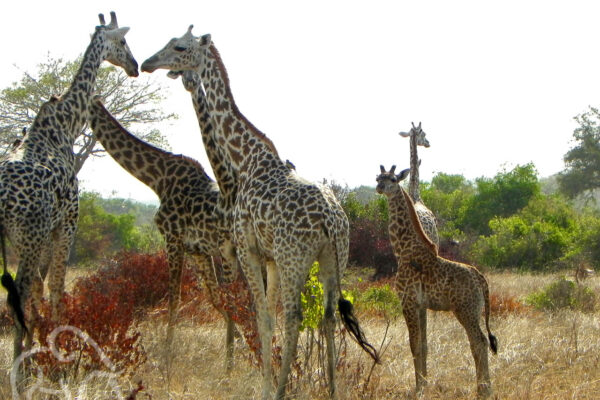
[0,11,138,362]
[399,122,439,245]
[142,27,378,399]
[87,96,238,370]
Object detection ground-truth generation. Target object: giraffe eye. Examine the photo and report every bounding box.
[174,46,186,52]
[120,40,126,45]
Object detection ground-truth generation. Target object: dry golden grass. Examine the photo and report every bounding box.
[1,271,600,399]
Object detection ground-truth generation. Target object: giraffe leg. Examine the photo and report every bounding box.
[47,228,75,322]
[48,191,78,322]
[266,261,279,320]
[165,239,184,349]
[403,302,426,395]
[236,226,273,400]
[454,306,492,399]
[194,253,236,372]
[320,274,339,399]
[418,305,428,384]
[274,257,312,400]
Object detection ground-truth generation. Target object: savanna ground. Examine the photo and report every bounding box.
[0,269,599,399]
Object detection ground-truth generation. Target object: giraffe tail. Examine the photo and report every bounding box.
[322,203,380,363]
[338,298,380,363]
[480,272,497,354]
[0,224,27,334]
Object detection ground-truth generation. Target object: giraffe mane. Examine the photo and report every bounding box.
[92,99,210,176]
[208,44,280,158]
[401,187,438,255]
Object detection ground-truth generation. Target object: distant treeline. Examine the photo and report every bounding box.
[72,163,600,275]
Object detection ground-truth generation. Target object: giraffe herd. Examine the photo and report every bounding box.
[0,12,498,399]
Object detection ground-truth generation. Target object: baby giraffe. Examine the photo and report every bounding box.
[376,165,497,398]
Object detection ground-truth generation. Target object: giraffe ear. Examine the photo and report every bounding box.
[397,168,410,181]
[198,33,212,46]
[399,131,410,138]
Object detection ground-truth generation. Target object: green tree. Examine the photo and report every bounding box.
[469,194,579,270]
[72,192,162,265]
[458,164,540,235]
[558,107,600,199]
[0,54,175,172]
[421,173,474,241]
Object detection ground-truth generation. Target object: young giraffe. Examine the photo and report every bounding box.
[142,27,378,400]
[376,165,498,398]
[87,97,238,370]
[0,12,138,362]
[399,122,439,245]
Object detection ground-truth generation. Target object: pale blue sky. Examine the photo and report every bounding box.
[1,1,598,203]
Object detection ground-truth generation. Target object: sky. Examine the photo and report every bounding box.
[1,1,599,204]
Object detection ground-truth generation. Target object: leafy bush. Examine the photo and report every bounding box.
[28,251,203,381]
[469,195,579,271]
[525,276,596,312]
[343,193,396,276]
[457,164,540,236]
[300,262,324,332]
[356,284,402,320]
[71,193,164,265]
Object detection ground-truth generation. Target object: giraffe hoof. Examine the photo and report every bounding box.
[476,382,492,399]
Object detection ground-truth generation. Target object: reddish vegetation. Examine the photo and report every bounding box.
[0,250,529,383]
[489,292,531,316]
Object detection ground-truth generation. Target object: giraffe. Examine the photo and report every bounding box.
[141,27,379,399]
[0,11,138,362]
[376,165,497,398]
[398,122,439,246]
[87,96,238,370]
[171,69,284,322]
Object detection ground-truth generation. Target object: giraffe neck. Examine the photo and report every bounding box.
[58,29,108,145]
[187,79,237,209]
[409,131,421,202]
[387,186,437,256]
[199,44,281,173]
[89,100,212,194]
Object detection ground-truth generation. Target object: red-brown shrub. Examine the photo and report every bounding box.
[489,292,531,316]
[28,251,206,379]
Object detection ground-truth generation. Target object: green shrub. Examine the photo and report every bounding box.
[525,276,596,312]
[357,284,402,319]
[300,262,324,332]
[469,194,579,271]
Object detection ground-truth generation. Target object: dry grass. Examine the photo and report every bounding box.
[1,271,600,399]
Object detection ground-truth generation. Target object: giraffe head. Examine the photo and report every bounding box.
[399,122,430,148]
[96,11,139,77]
[141,25,212,73]
[376,165,410,196]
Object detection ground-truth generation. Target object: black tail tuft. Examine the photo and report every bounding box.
[1,272,27,333]
[489,333,498,354]
[338,298,380,363]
